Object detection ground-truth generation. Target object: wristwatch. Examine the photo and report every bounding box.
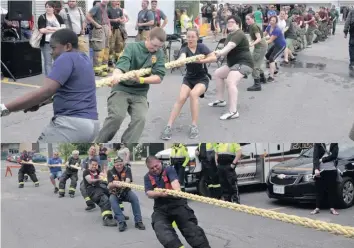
[0,104,10,117]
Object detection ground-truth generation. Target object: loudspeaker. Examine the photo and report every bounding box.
[1,40,42,79]
[8,1,32,20]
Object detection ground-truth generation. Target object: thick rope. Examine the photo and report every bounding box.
[95,54,205,88]
[114,181,354,239]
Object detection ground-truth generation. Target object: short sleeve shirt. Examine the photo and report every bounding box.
[107,167,133,183]
[181,43,211,79]
[83,169,100,193]
[48,157,62,173]
[225,30,254,69]
[89,4,110,25]
[285,16,297,39]
[266,25,286,47]
[107,7,123,29]
[249,23,264,48]
[152,9,167,27]
[137,9,154,30]
[48,52,98,120]
[144,166,179,192]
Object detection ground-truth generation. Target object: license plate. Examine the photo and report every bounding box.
[273,185,285,194]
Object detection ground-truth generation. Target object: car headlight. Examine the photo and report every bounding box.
[302,174,314,182]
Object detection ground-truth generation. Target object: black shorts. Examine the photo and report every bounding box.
[265,44,286,62]
[183,77,209,98]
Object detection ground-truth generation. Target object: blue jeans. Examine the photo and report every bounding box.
[50,170,62,179]
[109,191,142,223]
[41,43,53,76]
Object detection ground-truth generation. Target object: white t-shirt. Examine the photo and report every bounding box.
[277,18,286,32]
[45,18,60,42]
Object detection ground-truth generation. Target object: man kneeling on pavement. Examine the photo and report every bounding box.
[82,158,117,226]
[107,157,146,232]
[144,156,211,248]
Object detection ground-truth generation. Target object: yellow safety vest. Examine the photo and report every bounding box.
[170,144,190,167]
[215,143,241,155]
[198,143,217,152]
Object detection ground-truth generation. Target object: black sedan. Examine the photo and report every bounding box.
[266,144,354,208]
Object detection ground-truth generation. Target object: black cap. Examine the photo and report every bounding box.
[113,157,124,163]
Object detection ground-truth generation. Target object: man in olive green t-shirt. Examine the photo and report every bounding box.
[95,27,167,143]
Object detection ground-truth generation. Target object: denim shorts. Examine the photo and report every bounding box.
[50,171,63,179]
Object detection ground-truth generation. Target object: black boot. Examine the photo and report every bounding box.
[247,79,261,91]
[260,73,266,84]
[85,204,96,211]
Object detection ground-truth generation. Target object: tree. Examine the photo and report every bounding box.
[73,143,92,155]
[58,143,77,162]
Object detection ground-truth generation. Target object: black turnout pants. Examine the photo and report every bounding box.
[18,164,38,184]
[151,203,210,248]
[59,171,78,195]
[201,160,222,199]
[88,187,113,219]
[80,180,95,207]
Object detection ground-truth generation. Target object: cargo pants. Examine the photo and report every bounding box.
[90,24,111,74]
[109,28,125,63]
[252,42,268,80]
[95,91,149,143]
[136,30,149,41]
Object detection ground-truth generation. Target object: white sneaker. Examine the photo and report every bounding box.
[208,100,227,107]
[220,111,240,120]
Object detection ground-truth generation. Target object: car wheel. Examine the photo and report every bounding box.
[337,177,354,208]
[198,175,210,197]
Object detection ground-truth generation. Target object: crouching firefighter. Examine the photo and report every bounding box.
[196,143,222,199]
[144,156,211,248]
[59,150,81,198]
[82,158,117,226]
[215,143,242,203]
[170,143,189,192]
[18,150,39,188]
[107,157,146,232]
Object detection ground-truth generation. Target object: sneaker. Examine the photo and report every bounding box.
[85,205,96,211]
[135,222,146,230]
[274,70,279,75]
[267,76,275,82]
[220,111,239,120]
[189,125,199,139]
[208,100,227,107]
[118,222,127,232]
[161,126,172,140]
[289,57,296,62]
[54,187,59,194]
[103,217,117,227]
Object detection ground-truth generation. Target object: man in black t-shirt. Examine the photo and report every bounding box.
[82,159,117,227]
[58,150,81,198]
[99,144,108,172]
[107,157,145,232]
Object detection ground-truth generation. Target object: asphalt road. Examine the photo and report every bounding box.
[1,161,354,248]
[1,25,353,142]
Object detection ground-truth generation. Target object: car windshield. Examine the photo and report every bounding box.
[300,144,354,159]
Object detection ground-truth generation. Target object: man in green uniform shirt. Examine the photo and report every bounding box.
[96,27,166,143]
[329,5,339,35]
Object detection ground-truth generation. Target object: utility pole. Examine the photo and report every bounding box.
[47,143,53,158]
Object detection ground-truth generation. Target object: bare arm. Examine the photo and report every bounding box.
[84,174,102,184]
[86,13,100,28]
[198,52,217,64]
[266,35,277,44]
[233,150,242,164]
[250,32,262,46]
[216,41,236,57]
[161,17,168,28]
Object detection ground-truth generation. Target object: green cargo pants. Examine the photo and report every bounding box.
[319,22,328,39]
[306,26,316,45]
[252,42,268,79]
[95,91,149,142]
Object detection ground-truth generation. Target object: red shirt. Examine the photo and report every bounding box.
[318,11,327,20]
[304,14,316,27]
[296,16,305,28]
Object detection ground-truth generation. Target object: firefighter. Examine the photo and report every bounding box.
[18,150,39,188]
[86,0,112,77]
[215,143,242,203]
[107,157,145,232]
[195,143,222,199]
[58,150,81,198]
[82,158,117,226]
[170,143,189,192]
[144,156,211,248]
[80,146,101,211]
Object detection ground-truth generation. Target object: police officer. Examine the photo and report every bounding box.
[215,143,242,203]
[144,156,211,248]
[58,150,81,198]
[107,157,145,232]
[170,143,189,192]
[82,158,117,226]
[195,143,222,199]
[18,150,39,188]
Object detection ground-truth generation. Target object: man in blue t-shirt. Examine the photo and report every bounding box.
[144,156,211,248]
[48,152,63,194]
[0,29,99,142]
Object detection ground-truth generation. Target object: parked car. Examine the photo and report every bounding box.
[266,144,354,208]
[8,154,21,163]
[31,153,47,163]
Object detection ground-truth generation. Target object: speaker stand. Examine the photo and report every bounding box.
[1,60,17,82]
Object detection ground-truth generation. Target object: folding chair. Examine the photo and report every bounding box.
[171,42,187,75]
[209,38,226,68]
